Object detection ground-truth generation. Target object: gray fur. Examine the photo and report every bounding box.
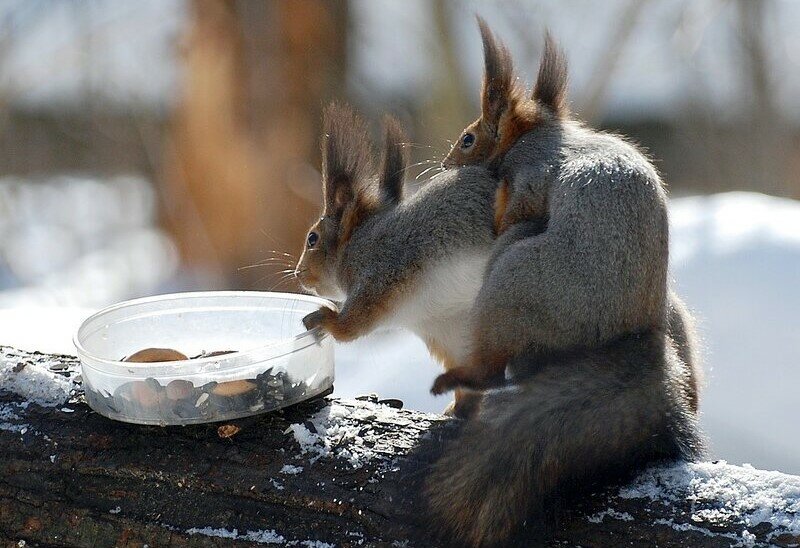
[336,166,497,311]
[667,289,702,411]
[476,120,670,359]
[426,330,705,546]
[298,105,498,340]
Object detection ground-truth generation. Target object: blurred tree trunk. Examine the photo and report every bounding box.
[164,0,348,289]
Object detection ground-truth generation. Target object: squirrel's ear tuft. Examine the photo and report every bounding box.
[477,16,515,132]
[533,31,568,116]
[321,102,374,214]
[378,115,409,206]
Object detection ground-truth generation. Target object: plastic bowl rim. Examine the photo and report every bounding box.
[73,290,335,377]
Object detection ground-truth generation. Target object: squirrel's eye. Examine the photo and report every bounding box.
[461,133,475,149]
[307,231,319,248]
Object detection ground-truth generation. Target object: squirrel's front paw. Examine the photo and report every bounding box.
[302,307,336,332]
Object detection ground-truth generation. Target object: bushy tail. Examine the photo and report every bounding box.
[667,289,703,412]
[425,331,704,547]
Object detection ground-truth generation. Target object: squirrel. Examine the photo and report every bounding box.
[422,21,704,546]
[431,19,701,406]
[296,103,500,417]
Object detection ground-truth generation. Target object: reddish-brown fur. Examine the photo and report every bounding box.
[493,179,510,235]
[430,346,510,396]
[339,194,379,248]
[424,336,483,418]
[442,19,567,172]
[304,280,404,343]
[488,104,540,168]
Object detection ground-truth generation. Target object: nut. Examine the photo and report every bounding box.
[165,380,194,401]
[212,380,257,397]
[124,348,188,363]
[217,424,241,439]
[128,380,162,407]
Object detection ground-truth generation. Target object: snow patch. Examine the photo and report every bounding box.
[286,399,442,469]
[0,404,21,423]
[586,509,634,524]
[652,518,740,541]
[244,530,287,544]
[0,402,33,434]
[652,518,757,547]
[280,464,303,475]
[740,530,757,547]
[186,527,239,540]
[621,461,800,535]
[184,526,333,546]
[185,527,285,544]
[0,348,76,406]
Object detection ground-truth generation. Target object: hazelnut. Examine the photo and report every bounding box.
[165,380,194,401]
[124,348,188,363]
[212,380,257,397]
[128,380,162,407]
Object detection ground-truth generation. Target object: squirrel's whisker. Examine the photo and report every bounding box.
[262,249,296,259]
[265,271,298,291]
[399,142,435,149]
[416,164,442,181]
[404,159,438,171]
[238,258,294,271]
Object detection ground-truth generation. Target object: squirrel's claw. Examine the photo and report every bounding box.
[302,307,335,332]
[302,309,323,331]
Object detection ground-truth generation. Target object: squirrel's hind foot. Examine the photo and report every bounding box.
[442,390,482,419]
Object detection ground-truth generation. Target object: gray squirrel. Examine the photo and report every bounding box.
[431,19,701,403]
[296,103,499,416]
[421,20,703,546]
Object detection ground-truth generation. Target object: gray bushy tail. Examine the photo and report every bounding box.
[425,330,704,547]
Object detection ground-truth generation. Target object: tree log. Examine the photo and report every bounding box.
[1,346,799,547]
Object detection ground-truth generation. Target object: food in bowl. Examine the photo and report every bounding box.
[74,292,335,426]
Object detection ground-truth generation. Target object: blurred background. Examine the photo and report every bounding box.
[0,1,798,473]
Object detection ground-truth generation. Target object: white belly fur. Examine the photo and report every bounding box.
[387,250,489,365]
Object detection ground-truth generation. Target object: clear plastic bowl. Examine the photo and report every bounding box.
[74,291,335,426]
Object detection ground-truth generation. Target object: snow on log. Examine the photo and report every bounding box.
[1,345,799,547]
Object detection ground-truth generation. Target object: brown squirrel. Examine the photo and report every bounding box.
[431,19,701,406]
[422,20,704,546]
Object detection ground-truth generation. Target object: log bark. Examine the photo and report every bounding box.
[1,346,798,547]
